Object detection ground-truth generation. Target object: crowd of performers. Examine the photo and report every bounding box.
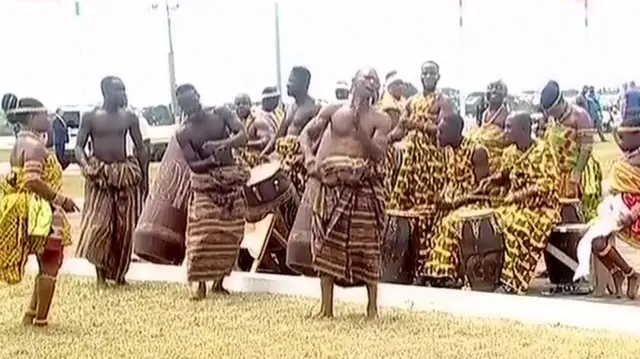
[3,61,640,327]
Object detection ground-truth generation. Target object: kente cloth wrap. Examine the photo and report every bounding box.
[275,135,307,195]
[0,150,70,285]
[76,157,142,283]
[186,164,249,282]
[311,156,385,286]
[387,92,445,258]
[495,141,561,294]
[544,120,602,221]
[422,138,489,280]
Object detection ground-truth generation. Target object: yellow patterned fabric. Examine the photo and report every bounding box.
[273,105,286,130]
[275,135,306,195]
[466,115,508,174]
[495,141,561,294]
[377,93,405,115]
[543,121,602,220]
[388,93,445,248]
[422,139,488,279]
[0,151,71,285]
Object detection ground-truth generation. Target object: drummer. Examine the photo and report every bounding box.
[474,111,561,294]
[234,93,275,168]
[265,66,320,195]
[421,113,492,287]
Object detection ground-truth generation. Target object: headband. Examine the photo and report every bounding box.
[6,106,48,115]
[261,91,280,100]
[386,73,403,87]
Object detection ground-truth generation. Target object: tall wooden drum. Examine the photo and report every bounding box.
[239,161,299,273]
[286,177,320,277]
[133,137,190,265]
[381,209,421,285]
[458,208,505,292]
[544,198,584,286]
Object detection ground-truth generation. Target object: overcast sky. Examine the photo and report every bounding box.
[0,0,638,108]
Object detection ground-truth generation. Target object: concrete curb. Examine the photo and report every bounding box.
[24,257,640,336]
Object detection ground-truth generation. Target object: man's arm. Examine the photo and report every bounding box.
[74,111,93,169]
[176,129,216,174]
[471,147,491,182]
[216,106,247,149]
[299,104,338,159]
[247,116,273,151]
[364,112,392,162]
[573,108,594,178]
[128,112,150,186]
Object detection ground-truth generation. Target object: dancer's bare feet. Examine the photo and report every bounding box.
[190,282,206,301]
[611,270,624,298]
[627,272,639,299]
[210,279,230,295]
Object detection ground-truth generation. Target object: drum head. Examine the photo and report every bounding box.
[554,223,589,233]
[559,198,581,205]
[458,207,494,219]
[247,161,281,185]
[386,209,420,218]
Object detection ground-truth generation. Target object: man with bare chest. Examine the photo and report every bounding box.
[234,93,274,168]
[75,76,147,287]
[265,66,320,195]
[299,68,391,318]
[175,84,249,300]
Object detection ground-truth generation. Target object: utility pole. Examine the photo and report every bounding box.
[152,0,180,121]
[274,1,283,95]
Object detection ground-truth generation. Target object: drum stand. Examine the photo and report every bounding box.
[240,214,276,273]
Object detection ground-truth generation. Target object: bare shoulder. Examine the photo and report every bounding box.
[318,102,343,118]
[212,104,234,119]
[571,105,593,129]
[175,123,191,143]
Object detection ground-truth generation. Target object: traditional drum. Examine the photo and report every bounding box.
[133,136,190,265]
[381,209,421,285]
[286,177,320,277]
[457,208,505,292]
[239,161,299,273]
[544,198,584,286]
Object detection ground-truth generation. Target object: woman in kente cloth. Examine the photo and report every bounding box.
[466,80,510,174]
[586,120,640,299]
[540,80,602,221]
[475,112,561,294]
[0,93,79,326]
[387,61,456,256]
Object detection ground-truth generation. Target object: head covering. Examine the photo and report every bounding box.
[261,86,280,100]
[540,80,562,110]
[385,72,404,89]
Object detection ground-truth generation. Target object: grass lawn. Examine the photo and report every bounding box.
[1,275,639,359]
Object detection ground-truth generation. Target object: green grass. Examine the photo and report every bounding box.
[1,275,639,359]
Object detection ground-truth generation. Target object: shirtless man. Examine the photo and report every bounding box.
[75,76,148,287]
[299,68,392,318]
[174,84,248,299]
[235,93,273,167]
[263,66,320,194]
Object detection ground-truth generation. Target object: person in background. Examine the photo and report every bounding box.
[623,81,640,122]
[475,95,488,128]
[261,86,285,130]
[52,108,69,169]
[583,86,606,142]
[335,81,349,102]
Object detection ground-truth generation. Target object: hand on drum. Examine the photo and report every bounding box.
[203,140,229,156]
[475,177,493,194]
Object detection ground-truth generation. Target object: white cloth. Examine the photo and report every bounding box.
[573,194,631,281]
[126,114,151,156]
